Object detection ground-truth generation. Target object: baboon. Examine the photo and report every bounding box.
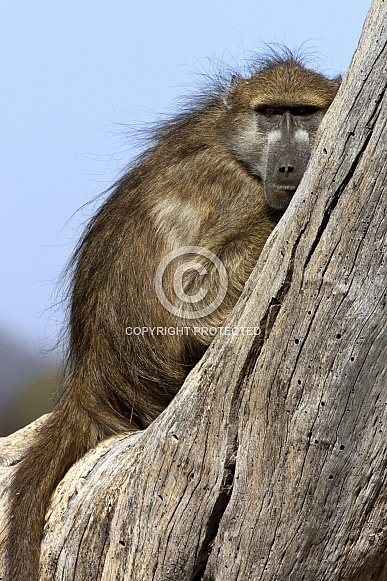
[6,49,340,580]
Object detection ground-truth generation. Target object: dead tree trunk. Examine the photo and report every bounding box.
[0,0,386,579]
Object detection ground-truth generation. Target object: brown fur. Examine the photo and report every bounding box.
[6,51,339,580]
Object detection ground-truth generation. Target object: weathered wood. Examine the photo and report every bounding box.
[0,0,385,578]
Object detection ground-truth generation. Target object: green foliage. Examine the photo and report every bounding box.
[0,370,59,436]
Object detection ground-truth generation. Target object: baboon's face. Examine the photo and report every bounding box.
[228,103,326,210]
[224,63,339,210]
[255,104,326,209]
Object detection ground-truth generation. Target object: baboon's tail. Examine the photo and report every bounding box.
[6,400,100,581]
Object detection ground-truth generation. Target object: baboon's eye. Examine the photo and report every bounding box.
[292,106,320,116]
[256,106,282,116]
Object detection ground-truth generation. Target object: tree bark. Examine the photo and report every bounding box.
[1,0,386,579]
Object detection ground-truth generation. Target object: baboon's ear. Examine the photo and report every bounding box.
[222,74,241,108]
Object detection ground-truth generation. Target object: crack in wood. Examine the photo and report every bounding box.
[191,446,237,581]
[234,225,306,390]
[304,125,374,272]
[190,226,308,581]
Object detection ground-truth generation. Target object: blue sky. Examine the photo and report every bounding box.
[1,0,371,356]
